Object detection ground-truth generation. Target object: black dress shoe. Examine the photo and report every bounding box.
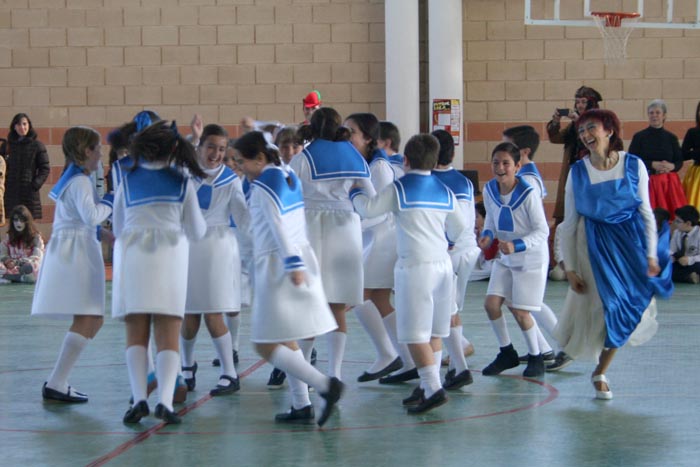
[482,344,520,376]
[154,403,181,424]
[402,386,424,406]
[523,354,545,378]
[267,368,286,389]
[442,369,474,391]
[379,367,419,384]
[182,362,198,391]
[357,357,403,382]
[210,375,240,396]
[275,405,315,424]
[443,368,456,384]
[318,377,345,427]
[212,350,239,368]
[42,382,88,403]
[123,400,150,424]
[407,389,448,414]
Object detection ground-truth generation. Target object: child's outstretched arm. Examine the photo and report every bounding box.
[350,183,395,219]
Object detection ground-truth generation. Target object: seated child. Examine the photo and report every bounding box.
[0,205,44,283]
[670,205,700,284]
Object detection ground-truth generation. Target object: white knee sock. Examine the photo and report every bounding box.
[461,334,471,350]
[433,350,442,369]
[287,350,311,409]
[535,303,558,336]
[522,324,541,356]
[212,333,237,379]
[445,326,468,373]
[269,345,329,393]
[327,331,346,380]
[417,364,442,398]
[47,331,88,393]
[536,326,553,354]
[156,350,180,411]
[180,336,197,378]
[354,300,397,372]
[126,345,148,403]
[383,312,415,371]
[226,314,241,351]
[299,339,315,362]
[490,316,511,348]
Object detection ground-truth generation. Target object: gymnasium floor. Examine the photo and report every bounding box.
[0,280,698,467]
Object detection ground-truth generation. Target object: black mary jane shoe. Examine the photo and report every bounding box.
[154,403,182,425]
[357,357,403,382]
[209,375,240,396]
[402,386,424,407]
[378,367,419,385]
[42,382,88,403]
[317,377,345,427]
[406,389,448,414]
[123,400,150,424]
[182,362,198,391]
[275,405,315,424]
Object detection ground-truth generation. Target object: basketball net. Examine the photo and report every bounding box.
[591,12,640,64]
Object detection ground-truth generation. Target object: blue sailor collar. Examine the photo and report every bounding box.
[252,165,304,214]
[369,148,390,165]
[518,162,547,197]
[111,155,135,188]
[388,153,404,166]
[302,139,370,181]
[484,175,533,232]
[432,167,474,201]
[393,172,454,211]
[123,165,187,207]
[49,163,87,201]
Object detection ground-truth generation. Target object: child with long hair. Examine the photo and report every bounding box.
[31,126,112,403]
[0,205,44,283]
[113,120,207,424]
[233,131,343,426]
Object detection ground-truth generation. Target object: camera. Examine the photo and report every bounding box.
[557,108,570,117]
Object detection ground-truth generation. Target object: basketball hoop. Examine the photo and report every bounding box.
[591,11,641,64]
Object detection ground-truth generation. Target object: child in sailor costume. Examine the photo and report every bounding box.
[479,142,550,378]
[32,127,112,403]
[503,125,564,370]
[233,131,343,427]
[290,108,375,381]
[430,129,480,391]
[344,113,405,384]
[180,124,251,397]
[114,121,207,425]
[351,134,466,414]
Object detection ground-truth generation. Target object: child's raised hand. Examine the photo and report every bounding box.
[499,241,515,255]
[478,236,492,250]
[289,270,306,287]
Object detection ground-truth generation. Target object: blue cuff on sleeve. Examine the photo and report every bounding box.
[482,229,494,242]
[513,239,526,253]
[100,193,114,208]
[284,255,305,271]
[96,225,102,241]
[349,187,364,201]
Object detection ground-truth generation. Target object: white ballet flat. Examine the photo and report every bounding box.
[592,374,613,400]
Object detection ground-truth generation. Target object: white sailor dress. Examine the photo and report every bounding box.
[186,165,249,314]
[111,163,206,319]
[289,138,374,306]
[248,165,336,343]
[32,164,112,319]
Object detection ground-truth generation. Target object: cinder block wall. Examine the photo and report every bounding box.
[1,0,698,238]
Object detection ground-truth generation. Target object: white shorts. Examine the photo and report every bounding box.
[486,260,548,312]
[451,246,480,314]
[394,258,453,343]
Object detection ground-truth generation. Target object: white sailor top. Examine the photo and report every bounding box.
[432,166,478,253]
[482,175,549,269]
[194,164,250,231]
[364,148,399,229]
[110,155,134,192]
[49,163,112,232]
[112,162,206,240]
[289,138,375,211]
[518,162,547,199]
[351,170,466,264]
[388,153,406,178]
[247,165,309,272]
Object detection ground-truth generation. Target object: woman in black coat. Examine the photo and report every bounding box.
[1,113,50,220]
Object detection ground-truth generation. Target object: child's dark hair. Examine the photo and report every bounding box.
[8,205,40,247]
[491,141,521,164]
[297,107,350,143]
[475,201,486,219]
[130,120,205,178]
[379,121,401,153]
[108,110,162,165]
[199,124,229,146]
[502,125,540,159]
[107,126,130,166]
[275,126,302,147]
[404,134,439,170]
[675,205,700,226]
[8,113,37,140]
[345,113,379,158]
[431,129,455,166]
[653,207,671,232]
[233,131,281,166]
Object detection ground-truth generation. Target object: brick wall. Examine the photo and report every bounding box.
[1,0,698,238]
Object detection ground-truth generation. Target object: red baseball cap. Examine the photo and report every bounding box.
[303,90,322,108]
